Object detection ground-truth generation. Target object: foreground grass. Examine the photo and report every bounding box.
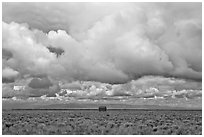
[2,110,202,135]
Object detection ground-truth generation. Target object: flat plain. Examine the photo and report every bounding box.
[2,109,202,135]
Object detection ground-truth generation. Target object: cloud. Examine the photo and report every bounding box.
[2,67,19,83]
[2,48,13,60]
[2,3,128,39]
[60,81,82,90]
[2,78,15,83]
[2,75,201,110]
[54,76,201,101]
[2,83,15,98]
[27,76,60,97]
[2,22,66,81]
[47,46,64,58]
[28,77,53,89]
[2,76,60,98]
[2,3,201,84]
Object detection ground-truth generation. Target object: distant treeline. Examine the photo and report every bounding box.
[3,108,202,111]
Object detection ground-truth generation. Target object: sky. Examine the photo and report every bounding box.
[2,2,202,109]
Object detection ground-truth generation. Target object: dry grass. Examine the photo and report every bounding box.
[2,110,202,135]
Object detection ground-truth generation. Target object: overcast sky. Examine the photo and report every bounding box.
[2,2,202,108]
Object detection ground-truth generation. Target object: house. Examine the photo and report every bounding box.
[99,106,107,112]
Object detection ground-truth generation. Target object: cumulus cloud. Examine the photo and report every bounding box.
[2,75,201,110]
[2,67,19,83]
[2,22,66,82]
[2,3,201,84]
[54,76,201,101]
[2,67,19,78]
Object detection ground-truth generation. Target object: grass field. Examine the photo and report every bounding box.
[2,109,202,135]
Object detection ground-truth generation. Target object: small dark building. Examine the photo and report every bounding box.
[99,106,107,112]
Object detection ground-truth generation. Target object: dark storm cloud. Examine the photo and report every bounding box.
[2,48,13,60]
[2,78,15,83]
[27,76,61,97]
[28,77,53,89]
[2,3,202,84]
[47,46,64,58]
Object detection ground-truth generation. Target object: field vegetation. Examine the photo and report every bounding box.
[2,110,202,135]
